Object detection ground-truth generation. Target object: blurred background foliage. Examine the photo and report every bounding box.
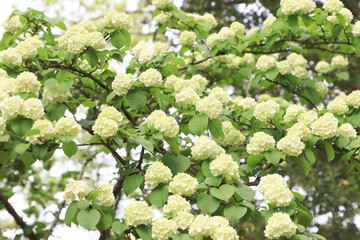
[3,0,359,239]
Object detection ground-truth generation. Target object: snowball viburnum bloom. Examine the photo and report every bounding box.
[163,194,191,216]
[338,123,357,139]
[139,68,162,87]
[112,73,134,96]
[55,116,82,136]
[253,100,280,122]
[256,55,276,71]
[264,212,297,239]
[195,95,222,119]
[144,162,172,187]
[64,181,90,202]
[151,217,177,240]
[277,134,305,156]
[26,119,56,145]
[169,173,198,196]
[311,112,339,139]
[92,118,118,138]
[215,121,245,147]
[323,0,344,14]
[210,154,240,183]
[124,201,154,227]
[246,132,275,155]
[92,184,115,207]
[179,31,196,46]
[259,174,293,207]
[348,90,360,108]
[191,136,225,160]
[104,11,131,29]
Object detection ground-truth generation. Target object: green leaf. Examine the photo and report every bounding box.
[323,141,335,161]
[264,67,279,80]
[165,137,180,155]
[197,193,220,214]
[10,117,33,136]
[134,136,153,152]
[96,211,113,232]
[234,183,255,201]
[293,234,310,240]
[24,129,40,137]
[64,202,79,227]
[287,14,299,32]
[210,184,234,201]
[46,104,67,121]
[84,47,98,68]
[189,114,208,136]
[125,88,147,111]
[304,149,316,165]
[112,220,129,236]
[246,154,263,168]
[106,91,117,103]
[62,141,78,158]
[252,73,262,88]
[20,152,36,166]
[149,185,168,208]
[15,143,30,155]
[204,176,222,187]
[296,224,306,233]
[305,233,326,240]
[111,29,131,49]
[264,149,286,166]
[135,225,152,240]
[208,119,224,139]
[296,157,311,176]
[123,174,144,196]
[0,135,9,142]
[201,161,212,177]
[223,203,247,223]
[162,152,190,175]
[336,71,349,81]
[77,200,90,209]
[295,202,314,227]
[77,209,101,230]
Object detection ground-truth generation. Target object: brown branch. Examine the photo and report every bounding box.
[121,103,137,126]
[100,139,127,165]
[0,190,38,240]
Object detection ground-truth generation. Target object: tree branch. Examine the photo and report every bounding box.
[0,190,38,240]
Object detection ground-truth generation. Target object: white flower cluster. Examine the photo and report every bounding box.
[104,11,131,29]
[327,7,353,24]
[2,15,23,33]
[0,36,44,66]
[218,27,235,41]
[277,134,305,156]
[256,55,276,72]
[331,55,348,69]
[92,184,115,207]
[179,31,197,46]
[27,119,56,145]
[152,217,177,240]
[265,212,297,239]
[132,41,168,64]
[146,110,179,138]
[93,106,123,138]
[0,96,44,120]
[258,174,293,207]
[144,162,173,187]
[58,20,106,54]
[263,16,277,29]
[124,201,154,227]
[163,194,191,216]
[323,0,344,14]
[112,73,134,96]
[314,82,329,98]
[189,215,239,240]
[353,21,360,36]
[196,96,223,119]
[327,95,349,115]
[0,117,6,136]
[284,104,305,122]
[172,75,207,93]
[278,53,309,79]
[139,68,163,87]
[280,0,316,15]
[253,100,280,122]
[173,212,194,230]
[311,112,339,139]
[210,154,240,183]
[230,22,245,35]
[338,123,357,139]
[155,12,170,24]
[348,90,360,108]
[246,132,275,155]
[191,136,225,160]
[215,121,245,147]
[175,88,199,109]
[152,0,169,8]
[64,180,90,202]
[209,87,229,106]
[169,173,198,196]
[315,61,330,72]
[55,116,82,136]
[297,110,318,125]
[15,72,41,96]
[287,122,312,141]
[234,97,257,110]
[206,27,235,47]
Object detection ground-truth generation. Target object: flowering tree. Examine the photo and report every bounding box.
[0,0,360,239]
